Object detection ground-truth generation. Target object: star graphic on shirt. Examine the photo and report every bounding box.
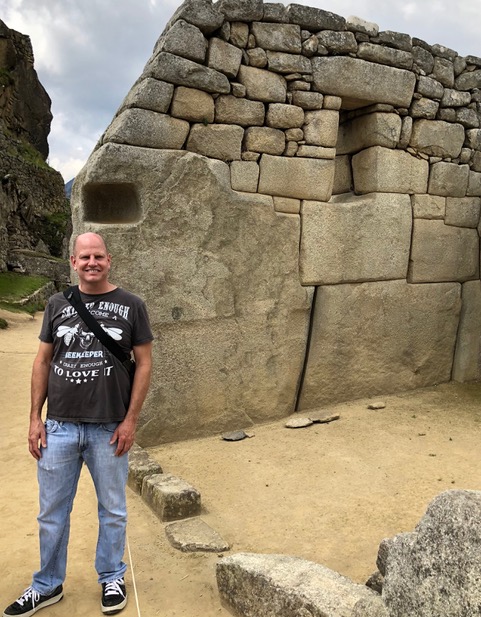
[76,379,81,384]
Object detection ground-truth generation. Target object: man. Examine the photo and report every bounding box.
[4,232,153,617]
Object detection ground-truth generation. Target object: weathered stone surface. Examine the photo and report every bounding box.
[230,22,249,48]
[145,52,230,93]
[453,281,481,381]
[411,194,445,219]
[156,20,207,63]
[207,37,243,78]
[297,280,461,409]
[317,30,357,54]
[465,129,481,150]
[352,147,429,194]
[346,15,379,36]
[432,56,455,87]
[186,123,244,161]
[398,116,412,149]
[296,145,335,159]
[273,197,300,214]
[382,490,481,617]
[73,146,311,444]
[164,0,223,34]
[262,3,288,23]
[428,162,469,197]
[165,518,229,552]
[441,89,471,107]
[300,193,412,285]
[266,103,304,129]
[291,91,323,110]
[312,57,416,109]
[142,473,201,521]
[215,95,265,126]
[410,98,439,120]
[303,110,339,147]
[285,128,303,141]
[409,120,464,158]
[373,30,412,52]
[408,219,479,283]
[445,197,481,228]
[246,47,267,68]
[357,43,413,70]
[244,127,285,155]
[287,4,346,30]
[413,45,434,74]
[416,76,444,100]
[103,109,190,149]
[216,0,263,22]
[251,22,301,53]
[337,113,402,155]
[267,51,312,74]
[230,160,259,192]
[455,69,481,91]
[285,416,313,428]
[332,155,352,194]
[456,108,480,129]
[171,86,215,123]
[238,65,287,102]
[468,171,481,196]
[128,451,163,495]
[258,154,334,201]
[324,96,342,111]
[217,553,387,617]
[119,78,174,114]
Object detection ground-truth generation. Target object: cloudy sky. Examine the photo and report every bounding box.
[2,0,481,182]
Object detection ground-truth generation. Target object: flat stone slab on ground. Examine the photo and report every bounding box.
[165,517,230,553]
[217,553,388,617]
[307,410,341,423]
[285,417,313,428]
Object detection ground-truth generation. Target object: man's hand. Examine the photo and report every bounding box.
[28,417,46,460]
[111,417,136,456]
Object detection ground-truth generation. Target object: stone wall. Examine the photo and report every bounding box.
[71,0,481,444]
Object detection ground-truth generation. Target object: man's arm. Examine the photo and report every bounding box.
[29,341,53,460]
[111,341,153,456]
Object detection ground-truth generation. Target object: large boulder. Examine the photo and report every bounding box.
[382,490,481,617]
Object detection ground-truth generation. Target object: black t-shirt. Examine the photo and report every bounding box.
[39,287,153,423]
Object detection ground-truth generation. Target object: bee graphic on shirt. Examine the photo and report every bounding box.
[57,324,123,348]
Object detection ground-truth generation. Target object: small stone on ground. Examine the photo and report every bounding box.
[165,517,230,553]
[368,401,386,410]
[285,417,314,428]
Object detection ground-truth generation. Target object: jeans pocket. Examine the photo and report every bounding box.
[100,422,119,434]
[45,419,60,434]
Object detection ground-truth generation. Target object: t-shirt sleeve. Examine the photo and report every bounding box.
[132,300,154,346]
[39,300,54,343]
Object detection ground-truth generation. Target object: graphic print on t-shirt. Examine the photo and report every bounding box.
[52,300,130,385]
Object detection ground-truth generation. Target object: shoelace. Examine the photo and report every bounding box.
[17,587,40,608]
[104,580,125,598]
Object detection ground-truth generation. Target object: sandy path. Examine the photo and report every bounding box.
[1,309,481,616]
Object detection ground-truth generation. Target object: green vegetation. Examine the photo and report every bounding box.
[0,272,48,314]
[36,205,71,257]
[0,317,7,329]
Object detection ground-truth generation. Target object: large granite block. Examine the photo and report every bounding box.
[297,280,461,409]
[352,146,429,194]
[300,193,411,285]
[452,281,481,382]
[337,113,402,155]
[258,154,334,201]
[408,219,479,282]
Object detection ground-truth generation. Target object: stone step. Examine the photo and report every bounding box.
[142,473,201,522]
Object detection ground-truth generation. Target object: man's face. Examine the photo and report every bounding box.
[71,235,111,287]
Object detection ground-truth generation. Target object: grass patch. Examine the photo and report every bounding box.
[0,317,7,329]
[0,272,48,314]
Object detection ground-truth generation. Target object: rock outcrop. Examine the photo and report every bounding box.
[71,0,481,444]
[0,20,69,279]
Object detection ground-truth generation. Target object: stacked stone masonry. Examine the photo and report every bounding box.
[72,0,481,444]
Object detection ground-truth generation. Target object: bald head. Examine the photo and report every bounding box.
[72,233,108,257]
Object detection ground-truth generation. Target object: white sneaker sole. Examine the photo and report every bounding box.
[101,596,127,615]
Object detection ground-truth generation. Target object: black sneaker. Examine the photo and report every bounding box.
[3,585,63,617]
[101,578,127,615]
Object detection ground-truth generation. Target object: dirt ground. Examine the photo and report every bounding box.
[1,309,481,616]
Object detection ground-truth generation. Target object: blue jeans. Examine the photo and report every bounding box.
[32,420,129,595]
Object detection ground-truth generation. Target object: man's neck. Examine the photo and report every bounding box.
[78,282,117,295]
